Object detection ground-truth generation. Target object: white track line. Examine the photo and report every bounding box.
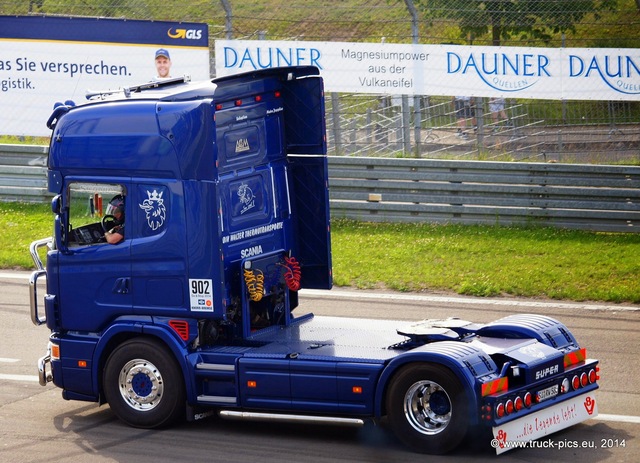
[3,272,637,311]
[0,373,40,382]
[300,289,639,312]
[594,414,640,424]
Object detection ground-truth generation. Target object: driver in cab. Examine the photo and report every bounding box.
[104,195,125,244]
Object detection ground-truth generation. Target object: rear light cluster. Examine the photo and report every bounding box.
[481,363,599,422]
[481,392,532,420]
[562,367,599,393]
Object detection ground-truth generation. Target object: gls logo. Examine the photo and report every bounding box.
[168,28,203,40]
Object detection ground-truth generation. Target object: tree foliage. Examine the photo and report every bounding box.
[414,0,619,45]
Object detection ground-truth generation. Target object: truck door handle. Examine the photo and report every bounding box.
[114,278,130,295]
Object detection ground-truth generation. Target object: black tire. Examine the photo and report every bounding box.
[103,338,186,428]
[385,364,468,454]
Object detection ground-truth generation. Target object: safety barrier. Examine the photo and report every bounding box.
[328,157,640,233]
[0,144,49,203]
[2,144,638,233]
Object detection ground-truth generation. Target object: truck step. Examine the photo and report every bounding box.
[219,410,365,427]
[195,362,235,371]
[197,395,237,404]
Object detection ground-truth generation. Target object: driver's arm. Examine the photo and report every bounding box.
[105,225,124,244]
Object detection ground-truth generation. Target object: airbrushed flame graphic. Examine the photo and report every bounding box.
[139,189,166,231]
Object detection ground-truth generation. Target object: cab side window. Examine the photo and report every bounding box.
[66,183,125,246]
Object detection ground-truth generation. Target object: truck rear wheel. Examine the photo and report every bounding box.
[386,364,468,454]
[103,338,185,428]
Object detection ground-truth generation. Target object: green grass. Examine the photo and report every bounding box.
[0,202,53,269]
[331,219,640,303]
[2,203,639,303]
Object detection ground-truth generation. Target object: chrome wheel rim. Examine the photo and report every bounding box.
[118,359,164,411]
[403,380,452,435]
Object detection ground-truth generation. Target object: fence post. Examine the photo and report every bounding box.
[402,95,411,156]
[475,97,485,152]
[404,0,421,157]
[220,0,232,39]
[331,93,342,156]
[366,109,372,147]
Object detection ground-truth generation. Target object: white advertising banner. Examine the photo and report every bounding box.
[1,16,210,137]
[215,40,640,102]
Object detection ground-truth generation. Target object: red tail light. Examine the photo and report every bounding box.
[514,396,524,411]
[572,375,581,390]
[505,399,514,415]
[580,372,588,387]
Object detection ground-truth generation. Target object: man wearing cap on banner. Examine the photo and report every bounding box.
[154,48,172,79]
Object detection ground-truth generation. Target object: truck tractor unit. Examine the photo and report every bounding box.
[29,66,599,454]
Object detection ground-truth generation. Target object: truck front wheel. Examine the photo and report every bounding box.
[103,338,186,428]
[386,364,468,454]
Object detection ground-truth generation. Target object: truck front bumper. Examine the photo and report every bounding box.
[37,344,52,386]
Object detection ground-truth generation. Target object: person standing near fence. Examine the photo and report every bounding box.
[488,97,512,132]
[453,96,476,140]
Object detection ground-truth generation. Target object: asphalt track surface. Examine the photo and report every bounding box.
[1,271,638,462]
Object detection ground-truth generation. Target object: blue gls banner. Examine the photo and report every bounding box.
[0,15,210,137]
[0,15,208,47]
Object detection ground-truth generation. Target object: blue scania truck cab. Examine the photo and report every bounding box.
[30,66,599,454]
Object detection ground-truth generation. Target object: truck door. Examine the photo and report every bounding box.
[130,181,190,316]
[53,181,132,332]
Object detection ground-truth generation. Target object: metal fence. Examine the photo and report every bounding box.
[328,156,640,233]
[0,144,48,202]
[326,95,640,163]
[2,144,639,233]
[1,0,639,162]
